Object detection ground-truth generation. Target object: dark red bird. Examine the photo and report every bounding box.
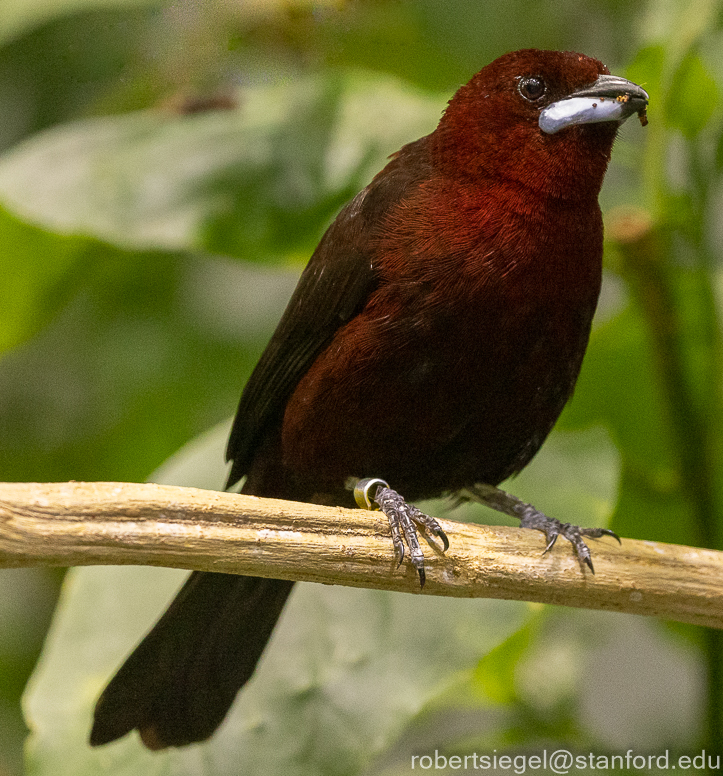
[90,49,648,749]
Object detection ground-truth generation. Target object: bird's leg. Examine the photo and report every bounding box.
[467,483,620,574]
[353,478,449,588]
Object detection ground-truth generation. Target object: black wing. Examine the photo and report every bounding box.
[225,137,432,488]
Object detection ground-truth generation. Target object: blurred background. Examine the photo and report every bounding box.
[1,0,723,773]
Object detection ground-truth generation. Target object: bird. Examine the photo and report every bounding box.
[90,48,648,750]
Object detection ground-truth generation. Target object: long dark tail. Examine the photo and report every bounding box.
[90,572,294,749]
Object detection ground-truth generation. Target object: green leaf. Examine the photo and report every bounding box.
[665,52,719,138]
[0,205,91,354]
[471,617,540,704]
[715,128,723,170]
[626,44,665,112]
[0,74,445,262]
[0,0,159,46]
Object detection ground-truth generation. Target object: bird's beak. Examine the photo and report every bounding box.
[539,74,649,135]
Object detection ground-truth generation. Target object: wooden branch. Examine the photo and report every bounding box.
[1,481,721,629]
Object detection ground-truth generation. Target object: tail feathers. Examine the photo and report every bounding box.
[90,572,294,749]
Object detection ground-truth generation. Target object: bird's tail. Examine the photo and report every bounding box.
[90,571,294,749]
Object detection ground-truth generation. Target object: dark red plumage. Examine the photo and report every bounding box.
[91,49,647,749]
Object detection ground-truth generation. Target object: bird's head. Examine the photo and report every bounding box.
[433,49,648,199]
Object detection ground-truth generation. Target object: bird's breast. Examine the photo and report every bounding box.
[280,183,604,498]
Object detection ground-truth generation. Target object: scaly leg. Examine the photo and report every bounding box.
[353,478,449,587]
[465,483,620,573]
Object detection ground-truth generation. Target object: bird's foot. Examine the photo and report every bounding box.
[465,483,620,574]
[353,478,449,587]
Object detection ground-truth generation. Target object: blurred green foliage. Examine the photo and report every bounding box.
[1,0,723,774]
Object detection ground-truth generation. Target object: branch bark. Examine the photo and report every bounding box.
[1,480,721,629]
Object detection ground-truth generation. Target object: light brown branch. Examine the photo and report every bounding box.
[0,480,721,629]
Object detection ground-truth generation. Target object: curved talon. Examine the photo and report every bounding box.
[407,505,449,555]
[521,510,615,573]
[584,527,621,544]
[353,478,390,510]
[542,534,559,555]
[428,525,449,553]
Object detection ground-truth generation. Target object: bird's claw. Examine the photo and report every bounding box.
[354,478,449,587]
[525,512,619,573]
[466,483,619,574]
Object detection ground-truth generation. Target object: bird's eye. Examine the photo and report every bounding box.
[518,76,546,102]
